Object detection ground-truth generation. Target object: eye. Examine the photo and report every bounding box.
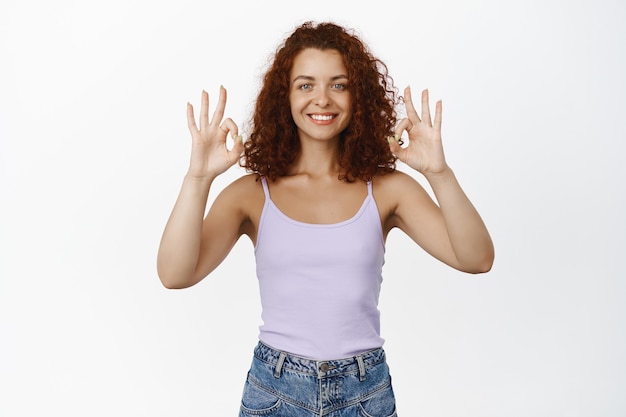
[332,83,347,90]
[298,83,312,90]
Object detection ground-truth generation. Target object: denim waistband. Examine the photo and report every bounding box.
[253,341,386,379]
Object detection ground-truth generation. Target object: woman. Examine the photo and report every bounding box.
[157,21,494,417]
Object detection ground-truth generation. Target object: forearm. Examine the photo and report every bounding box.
[157,174,215,288]
[425,168,494,273]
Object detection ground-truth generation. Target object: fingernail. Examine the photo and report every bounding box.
[239,135,244,143]
[394,134,400,142]
[386,136,392,143]
[231,133,237,139]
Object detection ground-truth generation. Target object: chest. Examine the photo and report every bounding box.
[269,182,369,224]
[255,192,385,279]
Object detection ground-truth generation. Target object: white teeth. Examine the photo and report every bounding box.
[310,114,334,121]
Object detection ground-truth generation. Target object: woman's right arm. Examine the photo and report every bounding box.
[157,87,244,289]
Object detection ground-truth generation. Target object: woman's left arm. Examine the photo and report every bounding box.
[388,87,494,273]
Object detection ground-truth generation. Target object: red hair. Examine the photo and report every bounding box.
[242,21,399,182]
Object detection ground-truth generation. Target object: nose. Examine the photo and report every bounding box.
[315,89,330,108]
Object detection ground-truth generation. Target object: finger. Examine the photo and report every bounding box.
[387,134,402,154]
[210,85,227,126]
[421,89,432,127]
[219,117,239,139]
[394,118,412,139]
[387,134,407,162]
[186,102,198,133]
[221,118,244,162]
[403,86,421,123]
[433,100,443,131]
[200,90,209,130]
[228,132,245,161]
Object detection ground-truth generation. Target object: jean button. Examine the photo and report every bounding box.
[319,363,330,373]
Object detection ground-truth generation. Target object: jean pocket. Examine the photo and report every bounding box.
[357,384,397,417]
[240,379,283,416]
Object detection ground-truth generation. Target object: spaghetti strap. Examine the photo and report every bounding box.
[260,177,270,198]
[367,180,373,196]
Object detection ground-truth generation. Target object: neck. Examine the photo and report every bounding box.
[289,137,341,178]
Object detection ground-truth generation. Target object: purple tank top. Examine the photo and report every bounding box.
[254,177,386,360]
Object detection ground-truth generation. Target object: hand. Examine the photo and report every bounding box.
[186,87,244,179]
[389,87,449,175]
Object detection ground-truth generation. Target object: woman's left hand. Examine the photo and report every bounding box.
[389,87,449,176]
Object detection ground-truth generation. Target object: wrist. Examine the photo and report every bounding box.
[183,172,216,188]
[422,166,455,184]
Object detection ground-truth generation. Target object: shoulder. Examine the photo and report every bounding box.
[218,173,262,195]
[371,170,433,233]
[207,173,265,241]
[215,173,264,209]
[372,169,426,197]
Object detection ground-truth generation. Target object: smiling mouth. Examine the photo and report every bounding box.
[309,114,336,121]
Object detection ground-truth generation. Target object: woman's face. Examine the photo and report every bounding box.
[289,48,352,144]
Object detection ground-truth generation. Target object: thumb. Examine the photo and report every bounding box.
[387,135,403,156]
[228,134,245,161]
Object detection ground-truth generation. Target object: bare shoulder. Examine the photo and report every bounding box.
[212,173,263,214]
[372,170,433,235]
[216,173,263,203]
[372,170,427,203]
[211,173,264,240]
[374,169,421,188]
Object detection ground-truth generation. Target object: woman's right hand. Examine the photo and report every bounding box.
[186,87,244,179]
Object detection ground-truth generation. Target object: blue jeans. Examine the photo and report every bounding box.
[239,342,397,416]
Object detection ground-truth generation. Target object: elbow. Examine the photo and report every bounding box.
[159,277,187,290]
[471,240,495,274]
[158,272,183,289]
[157,265,198,289]
[456,247,495,275]
[467,262,493,274]
[465,252,495,275]
[159,276,198,290]
[461,264,492,275]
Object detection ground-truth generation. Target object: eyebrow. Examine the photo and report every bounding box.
[292,74,349,83]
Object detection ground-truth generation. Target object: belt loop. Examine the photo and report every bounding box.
[273,352,287,379]
[356,355,366,382]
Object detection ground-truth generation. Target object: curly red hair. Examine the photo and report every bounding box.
[241,21,399,182]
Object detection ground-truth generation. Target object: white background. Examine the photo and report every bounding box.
[1,0,624,416]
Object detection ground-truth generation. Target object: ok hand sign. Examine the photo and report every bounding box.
[186,87,244,179]
[388,87,449,176]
